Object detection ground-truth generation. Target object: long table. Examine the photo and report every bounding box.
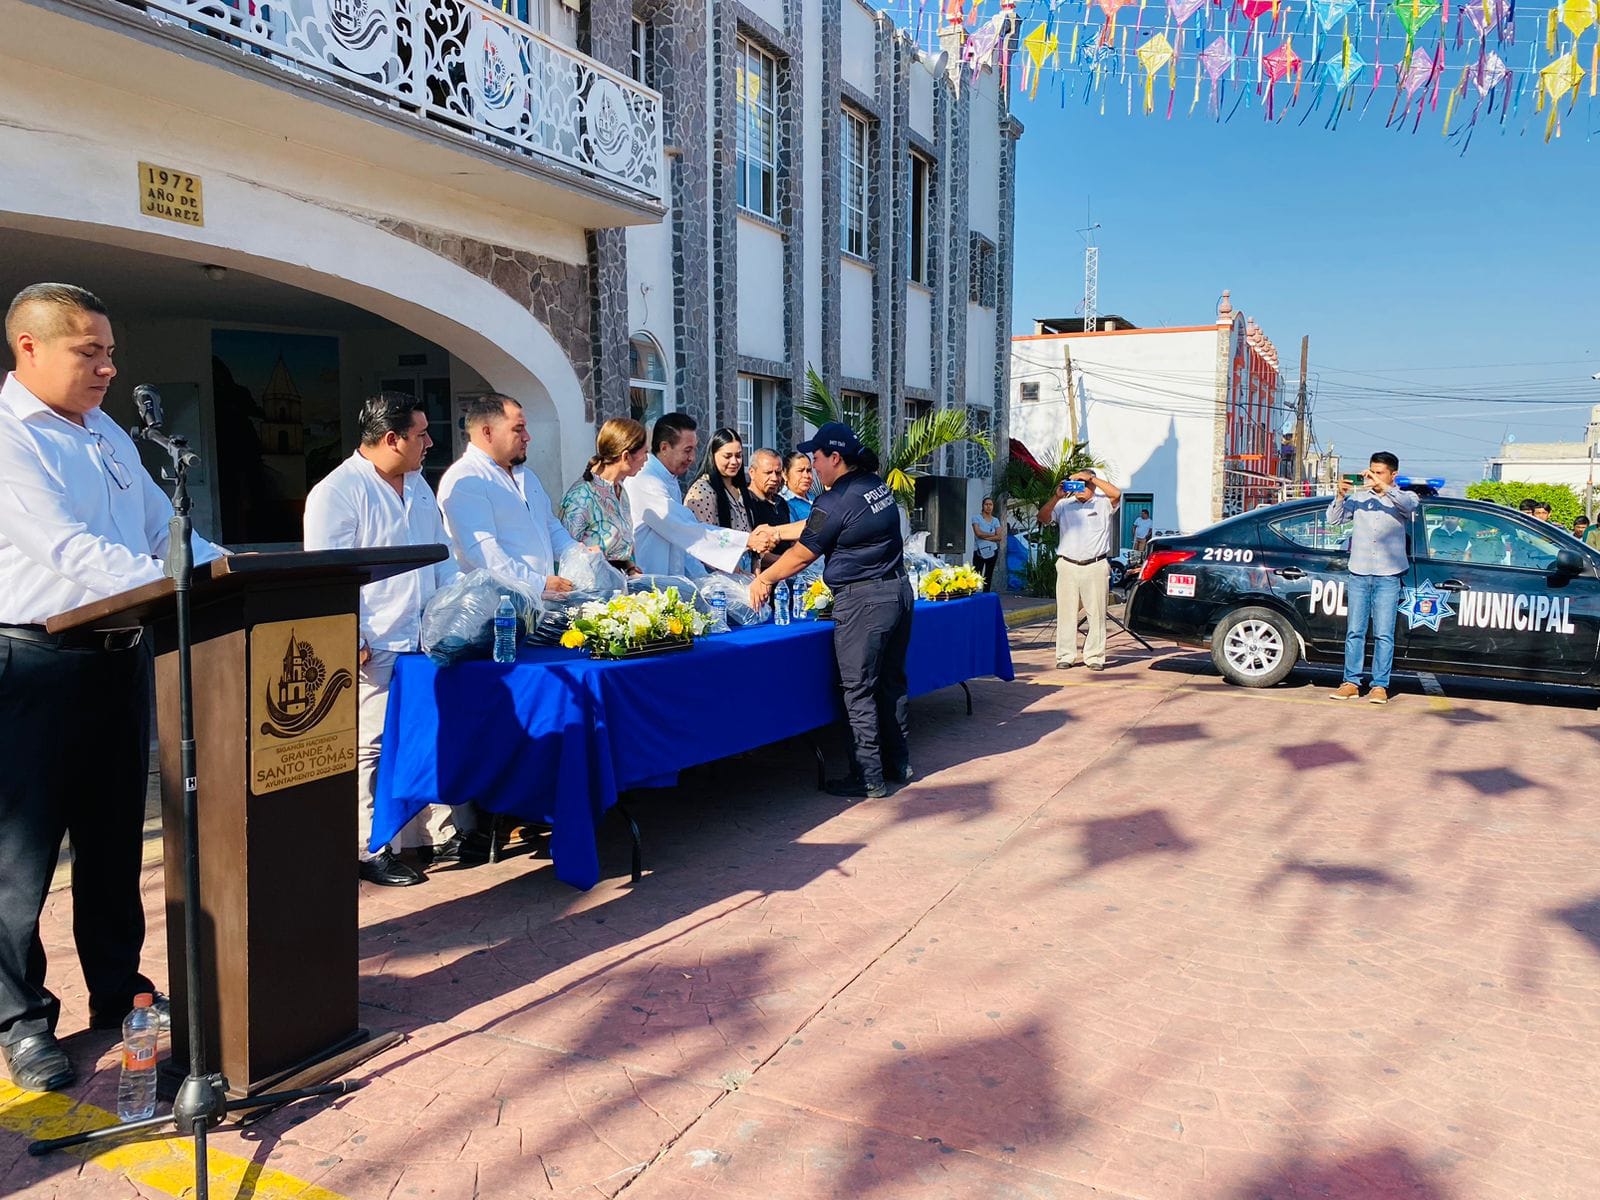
[373,592,1014,890]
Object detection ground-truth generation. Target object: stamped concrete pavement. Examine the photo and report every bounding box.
[4,618,1599,1200]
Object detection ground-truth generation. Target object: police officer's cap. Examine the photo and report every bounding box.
[797,421,862,457]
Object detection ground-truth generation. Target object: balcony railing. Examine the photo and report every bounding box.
[1221,467,1295,518]
[135,0,663,203]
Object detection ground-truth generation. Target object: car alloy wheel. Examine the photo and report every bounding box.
[1222,618,1284,680]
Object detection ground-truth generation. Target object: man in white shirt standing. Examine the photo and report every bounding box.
[1038,470,1122,672]
[304,393,477,886]
[0,284,224,1093]
[624,412,775,576]
[437,394,578,594]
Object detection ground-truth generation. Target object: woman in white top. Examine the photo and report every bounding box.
[971,496,1003,591]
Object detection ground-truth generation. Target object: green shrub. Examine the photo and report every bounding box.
[1463,481,1583,528]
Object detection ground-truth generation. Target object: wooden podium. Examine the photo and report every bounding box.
[47,548,447,1096]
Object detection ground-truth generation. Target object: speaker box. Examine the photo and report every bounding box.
[913,475,970,556]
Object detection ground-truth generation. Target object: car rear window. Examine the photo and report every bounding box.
[1267,509,1353,553]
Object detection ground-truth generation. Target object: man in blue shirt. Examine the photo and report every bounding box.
[1327,451,1418,705]
[749,423,911,798]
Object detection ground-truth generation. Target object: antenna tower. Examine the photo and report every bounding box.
[1079,210,1101,334]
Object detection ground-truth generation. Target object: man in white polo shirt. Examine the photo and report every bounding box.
[437,394,579,594]
[1038,470,1122,671]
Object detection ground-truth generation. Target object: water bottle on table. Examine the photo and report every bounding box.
[708,592,729,633]
[492,594,518,663]
[117,993,159,1121]
[773,579,791,626]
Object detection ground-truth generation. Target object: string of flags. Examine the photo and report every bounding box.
[908,0,1599,146]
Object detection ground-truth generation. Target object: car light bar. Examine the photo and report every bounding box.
[1138,549,1196,583]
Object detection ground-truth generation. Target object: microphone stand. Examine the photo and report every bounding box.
[28,401,360,1195]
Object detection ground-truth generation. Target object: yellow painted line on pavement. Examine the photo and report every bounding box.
[1042,676,1437,712]
[0,1082,346,1200]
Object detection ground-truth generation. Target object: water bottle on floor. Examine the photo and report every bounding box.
[492,594,518,663]
[117,993,159,1121]
[774,580,791,626]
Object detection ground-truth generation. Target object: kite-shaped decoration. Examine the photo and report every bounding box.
[1536,50,1585,139]
[1096,0,1135,44]
[963,11,1009,74]
[1199,33,1235,113]
[1137,32,1177,111]
[1462,0,1509,34]
[1168,0,1205,23]
[1260,38,1302,118]
[1471,48,1510,93]
[1321,42,1368,88]
[1561,0,1596,38]
[1390,0,1444,51]
[1022,22,1061,98]
[1311,0,1358,28]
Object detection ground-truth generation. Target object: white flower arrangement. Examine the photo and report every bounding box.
[560,587,711,658]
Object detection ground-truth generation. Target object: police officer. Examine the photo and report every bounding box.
[749,422,911,799]
[0,284,224,1092]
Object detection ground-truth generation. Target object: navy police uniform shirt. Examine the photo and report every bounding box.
[800,471,903,587]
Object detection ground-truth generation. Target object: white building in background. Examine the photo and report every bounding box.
[1009,293,1291,544]
[1487,407,1600,494]
[2,0,1018,552]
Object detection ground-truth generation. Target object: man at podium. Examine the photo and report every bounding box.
[0,284,224,1093]
[304,393,473,887]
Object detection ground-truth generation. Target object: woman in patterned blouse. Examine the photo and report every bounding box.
[683,427,754,534]
[560,417,649,574]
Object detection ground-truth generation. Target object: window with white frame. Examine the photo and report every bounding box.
[1019,381,1040,404]
[629,17,649,85]
[840,390,872,432]
[629,335,669,428]
[736,39,778,218]
[841,109,869,258]
[908,153,931,284]
[736,375,775,449]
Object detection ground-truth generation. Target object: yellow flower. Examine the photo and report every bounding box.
[667,617,684,636]
[926,581,943,597]
[559,629,586,649]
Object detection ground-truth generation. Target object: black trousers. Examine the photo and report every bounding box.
[0,632,155,1045]
[972,551,998,591]
[830,576,914,787]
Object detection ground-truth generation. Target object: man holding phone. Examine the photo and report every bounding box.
[1327,451,1417,704]
[1039,470,1121,671]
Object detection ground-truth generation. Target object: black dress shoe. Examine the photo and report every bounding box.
[429,830,492,867]
[89,991,171,1032]
[359,851,426,887]
[825,777,889,799]
[2,1033,75,1092]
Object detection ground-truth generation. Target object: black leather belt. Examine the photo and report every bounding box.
[832,572,907,595]
[0,623,144,652]
[1056,553,1108,567]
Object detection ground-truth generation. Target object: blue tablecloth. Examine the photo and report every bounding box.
[373,593,1013,889]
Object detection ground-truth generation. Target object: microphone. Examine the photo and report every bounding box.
[129,384,201,469]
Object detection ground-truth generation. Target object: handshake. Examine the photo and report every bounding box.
[747,525,779,554]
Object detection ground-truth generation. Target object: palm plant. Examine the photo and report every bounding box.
[1000,436,1109,598]
[795,365,993,508]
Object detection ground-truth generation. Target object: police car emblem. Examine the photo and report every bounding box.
[1397,580,1455,633]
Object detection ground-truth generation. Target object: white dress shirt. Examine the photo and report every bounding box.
[436,443,577,588]
[623,453,748,577]
[1054,494,1119,562]
[0,373,225,625]
[303,451,459,651]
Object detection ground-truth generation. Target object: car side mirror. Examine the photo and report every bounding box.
[1554,548,1584,576]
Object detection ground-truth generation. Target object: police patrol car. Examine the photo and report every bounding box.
[1127,494,1600,688]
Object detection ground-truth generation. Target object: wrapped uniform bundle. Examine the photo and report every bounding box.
[421,570,543,666]
[697,571,771,627]
[557,546,627,598]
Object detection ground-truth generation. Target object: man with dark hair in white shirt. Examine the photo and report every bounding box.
[0,283,225,1093]
[437,394,579,593]
[304,393,479,885]
[1039,470,1123,671]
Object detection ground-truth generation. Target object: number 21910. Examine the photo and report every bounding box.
[1201,547,1254,563]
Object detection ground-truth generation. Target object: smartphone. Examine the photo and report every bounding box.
[1060,480,1088,495]
[1343,473,1365,488]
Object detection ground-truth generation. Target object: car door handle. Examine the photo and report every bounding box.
[1437,579,1469,592]
[1273,567,1306,580]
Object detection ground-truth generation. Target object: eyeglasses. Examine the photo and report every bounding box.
[91,429,134,491]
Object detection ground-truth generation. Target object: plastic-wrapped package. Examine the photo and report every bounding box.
[697,571,771,627]
[557,545,627,598]
[627,574,706,612]
[421,570,542,666]
[903,548,944,576]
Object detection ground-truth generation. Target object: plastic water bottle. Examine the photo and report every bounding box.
[117,993,159,1121]
[708,593,729,633]
[492,594,518,663]
[792,580,806,622]
[774,580,791,626]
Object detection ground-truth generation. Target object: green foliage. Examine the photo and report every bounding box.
[999,437,1106,515]
[796,364,992,508]
[1464,481,1584,528]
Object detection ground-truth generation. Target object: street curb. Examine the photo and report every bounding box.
[1004,603,1056,628]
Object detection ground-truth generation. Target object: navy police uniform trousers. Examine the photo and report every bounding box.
[829,575,913,788]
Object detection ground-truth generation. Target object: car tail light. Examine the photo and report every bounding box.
[1138,550,1195,583]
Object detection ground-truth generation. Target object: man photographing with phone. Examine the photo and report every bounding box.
[1327,450,1418,705]
[1039,469,1121,671]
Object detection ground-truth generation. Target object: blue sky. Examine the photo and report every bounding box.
[1004,74,1600,483]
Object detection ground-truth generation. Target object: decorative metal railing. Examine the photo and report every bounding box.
[135,0,663,202]
[1221,467,1295,518]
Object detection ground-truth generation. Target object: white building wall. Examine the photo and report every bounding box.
[743,0,787,32]
[965,80,1002,245]
[909,63,935,140]
[1011,330,1220,535]
[1489,458,1595,489]
[840,260,876,380]
[841,1,879,94]
[625,215,676,411]
[965,304,996,407]
[906,285,934,390]
[735,219,788,362]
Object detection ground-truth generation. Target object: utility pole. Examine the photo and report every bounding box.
[1294,335,1309,486]
[1064,345,1079,445]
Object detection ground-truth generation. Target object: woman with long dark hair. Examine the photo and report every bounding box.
[683,427,755,534]
[560,417,649,574]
